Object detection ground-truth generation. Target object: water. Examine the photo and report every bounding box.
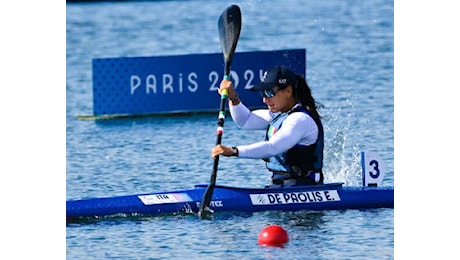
[66,0,394,259]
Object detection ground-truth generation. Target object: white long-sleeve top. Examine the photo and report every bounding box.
[230,102,319,159]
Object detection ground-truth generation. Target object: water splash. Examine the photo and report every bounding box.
[322,99,362,186]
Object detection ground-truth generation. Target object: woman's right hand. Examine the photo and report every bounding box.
[219,79,237,99]
[219,79,239,104]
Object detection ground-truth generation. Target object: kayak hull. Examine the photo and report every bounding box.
[66,183,394,221]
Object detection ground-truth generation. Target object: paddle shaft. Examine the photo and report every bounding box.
[200,88,228,210]
[212,87,228,179]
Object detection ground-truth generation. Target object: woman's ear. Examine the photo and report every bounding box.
[285,85,295,96]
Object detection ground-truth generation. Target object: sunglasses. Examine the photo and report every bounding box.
[259,88,280,98]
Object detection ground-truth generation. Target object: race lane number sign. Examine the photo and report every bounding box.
[92,49,306,116]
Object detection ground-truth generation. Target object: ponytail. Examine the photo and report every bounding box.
[295,75,321,120]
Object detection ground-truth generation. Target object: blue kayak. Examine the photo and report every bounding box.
[66,182,394,221]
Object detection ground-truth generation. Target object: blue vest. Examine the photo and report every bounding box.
[265,107,324,177]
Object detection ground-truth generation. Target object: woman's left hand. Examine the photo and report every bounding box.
[211,144,233,158]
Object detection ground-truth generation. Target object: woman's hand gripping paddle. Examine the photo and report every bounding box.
[198,5,241,219]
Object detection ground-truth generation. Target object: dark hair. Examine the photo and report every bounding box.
[294,75,321,120]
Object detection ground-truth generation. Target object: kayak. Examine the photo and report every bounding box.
[66,182,394,221]
[66,151,394,221]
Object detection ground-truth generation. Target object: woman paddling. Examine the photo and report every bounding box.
[211,65,324,187]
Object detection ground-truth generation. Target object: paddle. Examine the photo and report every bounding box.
[198,4,242,219]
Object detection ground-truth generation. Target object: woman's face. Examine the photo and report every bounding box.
[260,85,295,113]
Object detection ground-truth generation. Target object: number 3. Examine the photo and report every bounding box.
[369,159,380,179]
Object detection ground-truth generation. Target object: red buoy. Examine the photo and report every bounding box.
[258,225,289,247]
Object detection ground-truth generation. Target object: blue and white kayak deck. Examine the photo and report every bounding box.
[66,182,394,221]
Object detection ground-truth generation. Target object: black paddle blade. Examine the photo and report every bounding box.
[198,182,215,219]
[218,4,242,76]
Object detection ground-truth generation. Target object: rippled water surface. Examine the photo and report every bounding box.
[66,0,394,259]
